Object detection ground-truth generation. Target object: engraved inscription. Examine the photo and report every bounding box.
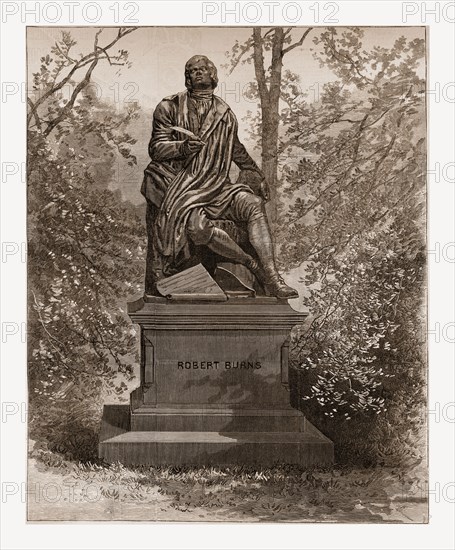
[177,361,262,370]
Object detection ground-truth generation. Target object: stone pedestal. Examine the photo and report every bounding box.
[99,297,333,467]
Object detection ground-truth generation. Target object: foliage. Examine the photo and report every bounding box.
[227,27,426,465]
[27,29,145,444]
[289,219,426,465]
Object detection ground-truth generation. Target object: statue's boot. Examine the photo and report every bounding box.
[205,228,272,288]
[204,225,298,300]
[247,215,299,300]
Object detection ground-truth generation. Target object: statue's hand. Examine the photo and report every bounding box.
[181,139,204,156]
[237,169,269,201]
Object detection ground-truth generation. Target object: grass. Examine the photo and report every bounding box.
[27,399,427,523]
[28,443,428,523]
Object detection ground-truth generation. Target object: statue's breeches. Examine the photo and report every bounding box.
[187,191,265,246]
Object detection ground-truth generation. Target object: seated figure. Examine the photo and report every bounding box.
[141,55,298,299]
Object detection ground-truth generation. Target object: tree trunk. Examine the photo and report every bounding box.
[252,28,285,228]
[261,115,280,223]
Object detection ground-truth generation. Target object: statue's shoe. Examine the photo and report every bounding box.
[264,275,299,299]
[245,258,299,299]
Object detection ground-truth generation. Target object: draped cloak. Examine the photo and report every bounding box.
[141,91,261,271]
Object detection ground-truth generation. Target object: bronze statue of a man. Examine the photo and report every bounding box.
[141,55,298,299]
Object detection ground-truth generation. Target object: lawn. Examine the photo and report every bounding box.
[27,442,427,523]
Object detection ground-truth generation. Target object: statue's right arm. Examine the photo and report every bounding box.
[148,101,187,161]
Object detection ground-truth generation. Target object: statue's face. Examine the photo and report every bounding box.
[187,59,213,90]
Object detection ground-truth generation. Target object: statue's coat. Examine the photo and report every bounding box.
[142,91,259,267]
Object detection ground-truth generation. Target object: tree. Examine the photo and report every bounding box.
[27,29,145,460]
[27,28,136,135]
[225,27,313,224]
[226,27,426,465]
[284,29,426,464]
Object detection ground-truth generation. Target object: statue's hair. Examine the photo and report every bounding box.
[185,55,218,90]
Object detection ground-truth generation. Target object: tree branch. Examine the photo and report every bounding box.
[282,27,313,56]
[42,53,100,137]
[324,32,372,84]
[27,97,41,129]
[27,27,137,127]
[227,37,253,75]
[54,41,76,64]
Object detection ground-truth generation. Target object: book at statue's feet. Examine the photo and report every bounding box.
[156,264,227,301]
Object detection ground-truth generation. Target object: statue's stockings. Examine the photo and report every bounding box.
[206,213,278,282]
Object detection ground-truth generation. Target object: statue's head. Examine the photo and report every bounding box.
[185,55,218,91]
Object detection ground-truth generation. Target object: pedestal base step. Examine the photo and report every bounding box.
[99,430,333,467]
[99,405,334,467]
[130,406,307,432]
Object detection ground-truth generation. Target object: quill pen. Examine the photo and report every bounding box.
[170,126,205,143]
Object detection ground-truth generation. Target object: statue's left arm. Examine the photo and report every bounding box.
[232,133,269,201]
[232,133,262,175]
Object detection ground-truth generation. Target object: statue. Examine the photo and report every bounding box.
[100,57,334,469]
[141,55,298,299]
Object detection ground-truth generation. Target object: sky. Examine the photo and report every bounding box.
[27,25,425,128]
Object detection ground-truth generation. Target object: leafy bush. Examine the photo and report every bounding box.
[274,28,427,466]
[27,30,144,456]
[290,217,426,466]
